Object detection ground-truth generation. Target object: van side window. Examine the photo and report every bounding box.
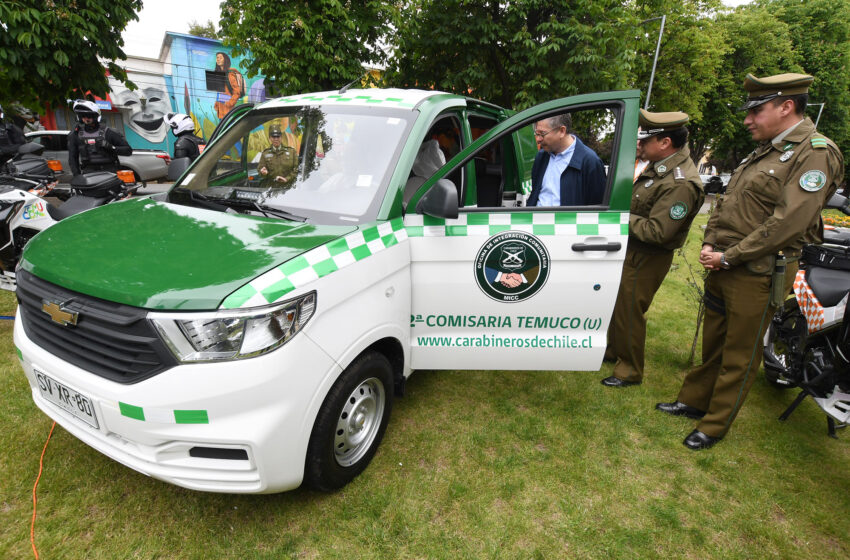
[466,105,620,210]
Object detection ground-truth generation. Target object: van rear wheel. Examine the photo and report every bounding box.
[304,352,393,491]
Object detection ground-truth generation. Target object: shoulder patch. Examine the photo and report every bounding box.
[811,135,828,149]
[799,170,827,192]
[674,167,685,180]
[669,202,688,220]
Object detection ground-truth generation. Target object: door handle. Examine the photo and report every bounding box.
[571,242,622,252]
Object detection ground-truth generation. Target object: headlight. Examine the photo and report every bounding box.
[150,292,316,362]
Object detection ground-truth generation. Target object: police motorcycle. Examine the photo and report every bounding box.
[763,192,850,436]
[1,141,65,197]
[0,166,141,291]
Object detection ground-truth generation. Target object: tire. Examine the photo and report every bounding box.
[304,352,393,491]
[763,302,805,390]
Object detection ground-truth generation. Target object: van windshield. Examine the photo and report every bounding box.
[169,105,415,224]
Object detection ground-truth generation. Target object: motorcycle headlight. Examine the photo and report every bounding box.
[150,292,316,362]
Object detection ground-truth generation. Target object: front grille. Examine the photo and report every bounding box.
[17,270,178,384]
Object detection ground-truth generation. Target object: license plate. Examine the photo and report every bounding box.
[34,369,99,429]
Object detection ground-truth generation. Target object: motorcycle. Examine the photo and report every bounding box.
[763,192,850,437]
[1,142,65,197]
[0,165,141,291]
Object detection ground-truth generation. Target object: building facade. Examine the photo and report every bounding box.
[45,33,268,154]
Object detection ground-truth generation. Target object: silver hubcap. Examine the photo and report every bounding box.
[334,377,385,467]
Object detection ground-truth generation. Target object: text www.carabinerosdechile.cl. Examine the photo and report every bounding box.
[414,334,593,349]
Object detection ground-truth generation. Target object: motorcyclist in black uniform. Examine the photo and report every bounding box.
[165,113,204,162]
[67,99,132,176]
[0,104,26,168]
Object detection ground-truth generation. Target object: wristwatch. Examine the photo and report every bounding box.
[719,253,731,269]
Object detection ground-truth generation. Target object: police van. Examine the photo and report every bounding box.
[14,88,640,493]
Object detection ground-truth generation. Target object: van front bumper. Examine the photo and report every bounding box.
[14,312,340,493]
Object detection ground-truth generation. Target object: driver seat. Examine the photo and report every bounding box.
[404,140,446,206]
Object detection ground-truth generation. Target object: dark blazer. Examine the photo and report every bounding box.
[528,137,606,206]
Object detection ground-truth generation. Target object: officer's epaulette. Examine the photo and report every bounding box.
[673,167,685,180]
[811,134,829,149]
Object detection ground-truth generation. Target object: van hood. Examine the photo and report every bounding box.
[20,198,356,310]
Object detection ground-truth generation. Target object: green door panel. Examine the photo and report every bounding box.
[20,198,355,310]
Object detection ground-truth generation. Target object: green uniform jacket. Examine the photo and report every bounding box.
[259,145,298,187]
[705,117,844,273]
[629,146,705,252]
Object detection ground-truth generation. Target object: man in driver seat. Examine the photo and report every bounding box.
[259,124,298,189]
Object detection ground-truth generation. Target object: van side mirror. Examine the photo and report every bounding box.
[416,178,458,219]
[167,157,191,181]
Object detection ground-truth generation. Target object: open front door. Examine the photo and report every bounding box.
[406,91,639,371]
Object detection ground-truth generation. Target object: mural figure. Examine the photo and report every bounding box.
[214,69,246,119]
[110,72,172,143]
[215,52,231,72]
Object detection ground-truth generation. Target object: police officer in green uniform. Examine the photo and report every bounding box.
[259,124,298,189]
[656,73,844,449]
[602,110,704,387]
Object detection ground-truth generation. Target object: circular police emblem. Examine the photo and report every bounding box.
[669,202,688,220]
[474,231,550,303]
[657,165,667,174]
[799,170,827,192]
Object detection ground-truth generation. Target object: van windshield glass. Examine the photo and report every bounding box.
[169,105,414,224]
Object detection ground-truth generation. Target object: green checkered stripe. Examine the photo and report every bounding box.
[404,212,629,237]
[119,402,209,424]
[520,179,532,195]
[222,218,408,309]
[274,91,428,109]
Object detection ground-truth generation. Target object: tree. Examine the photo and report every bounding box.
[628,1,726,125]
[688,6,802,170]
[384,0,641,109]
[0,0,142,110]
[770,0,850,179]
[219,0,399,94]
[188,19,220,40]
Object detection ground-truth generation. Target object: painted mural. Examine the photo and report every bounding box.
[108,72,171,145]
[104,34,267,153]
[167,34,267,148]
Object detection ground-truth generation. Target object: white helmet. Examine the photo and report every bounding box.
[72,99,101,123]
[166,112,195,136]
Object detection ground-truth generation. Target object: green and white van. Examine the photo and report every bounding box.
[15,88,640,493]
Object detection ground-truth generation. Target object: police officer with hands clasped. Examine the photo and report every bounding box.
[656,73,844,450]
[602,109,704,388]
[67,99,132,176]
[259,124,298,189]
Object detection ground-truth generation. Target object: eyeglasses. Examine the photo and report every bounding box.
[534,128,556,138]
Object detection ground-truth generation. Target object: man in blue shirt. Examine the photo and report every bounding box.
[527,114,606,206]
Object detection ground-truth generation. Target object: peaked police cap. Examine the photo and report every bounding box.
[637,108,689,140]
[739,73,813,111]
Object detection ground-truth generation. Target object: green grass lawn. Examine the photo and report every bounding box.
[1,214,848,559]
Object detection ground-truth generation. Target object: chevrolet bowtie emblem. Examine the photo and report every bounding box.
[41,300,78,326]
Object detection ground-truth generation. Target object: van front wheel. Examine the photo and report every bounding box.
[304,352,393,491]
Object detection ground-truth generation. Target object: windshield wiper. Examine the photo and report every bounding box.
[170,186,230,211]
[251,201,307,222]
[171,187,307,221]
